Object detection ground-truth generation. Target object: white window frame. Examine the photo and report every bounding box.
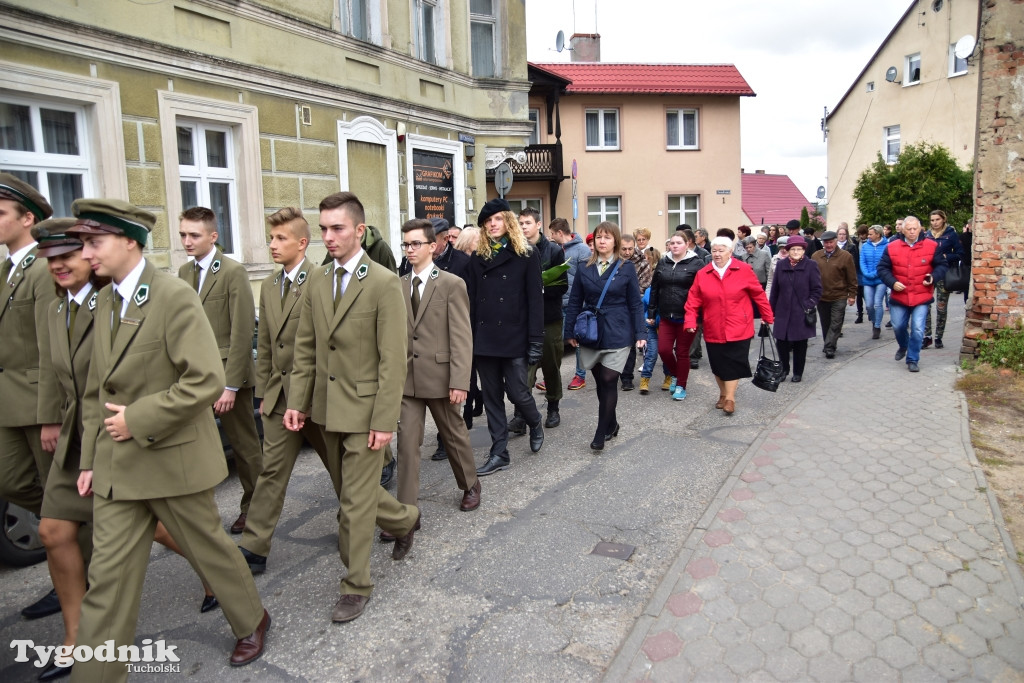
[884,125,901,165]
[337,116,401,253]
[903,53,921,86]
[585,109,620,151]
[667,194,700,230]
[158,92,264,268]
[587,195,620,231]
[412,0,446,67]
[528,108,541,146]
[176,121,241,257]
[509,198,542,223]
[948,44,968,77]
[469,0,500,78]
[337,0,382,45]
[0,61,127,205]
[866,81,875,92]
[666,108,699,150]
[404,133,466,232]
[0,95,94,218]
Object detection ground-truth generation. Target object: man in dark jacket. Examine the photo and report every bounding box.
[510,208,566,429]
[812,230,858,358]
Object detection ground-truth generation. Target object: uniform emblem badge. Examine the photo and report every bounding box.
[211,259,221,274]
[273,274,281,286]
[356,263,369,281]
[296,270,307,286]
[57,300,65,313]
[21,254,35,269]
[324,265,332,276]
[88,291,98,311]
[133,284,150,307]
[429,268,439,280]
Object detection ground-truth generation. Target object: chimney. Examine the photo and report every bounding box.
[570,33,601,62]
[755,170,765,174]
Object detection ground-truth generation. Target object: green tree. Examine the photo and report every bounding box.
[799,206,810,231]
[853,142,972,229]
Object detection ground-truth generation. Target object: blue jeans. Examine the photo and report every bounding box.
[566,304,586,379]
[889,302,928,364]
[864,284,887,328]
[640,324,661,378]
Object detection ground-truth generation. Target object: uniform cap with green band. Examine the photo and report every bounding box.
[31,218,82,257]
[69,198,155,247]
[0,172,54,222]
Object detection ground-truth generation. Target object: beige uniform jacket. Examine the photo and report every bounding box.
[0,246,60,426]
[177,248,256,389]
[255,258,313,415]
[81,261,228,500]
[288,254,407,434]
[400,266,472,399]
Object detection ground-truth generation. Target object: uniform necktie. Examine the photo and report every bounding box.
[68,300,80,343]
[111,291,124,347]
[334,268,344,311]
[192,263,201,292]
[281,276,291,302]
[599,260,608,276]
[1,257,12,284]
[411,276,421,317]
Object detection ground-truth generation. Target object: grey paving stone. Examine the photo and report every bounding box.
[807,651,853,681]
[775,604,813,632]
[876,633,919,669]
[834,588,873,616]
[764,646,807,682]
[923,642,970,679]
[814,605,853,637]
[833,629,874,663]
[940,623,989,659]
[893,575,933,603]
[750,564,783,589]
[711,618,750,647]
[853,656,901,682]
[674,613,714,641]
[912,562,949,588]
[855,610,895,639]
[901,663,948,683]
[682,635,726,669]
[926,550,964,573]
[873,557,909,581]
[971,653,1022,681]
[991,634,1024,670]
[855,571,891,598]
[797,585,833,613]
[791,625,830,658]
[692,662,737,683]
[959,606,1008,640]
[723,642,765,677]
[702,597,739,624]
[874,592,914,621]
[935,584,973,614]
[737,599,774,629]
[763,583,798,609]
[751,622,788,654]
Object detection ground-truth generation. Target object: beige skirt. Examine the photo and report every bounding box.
[579,345,631,374]
[41,454,93,523]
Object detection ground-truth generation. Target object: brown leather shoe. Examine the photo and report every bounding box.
[460,481,481,511]
[722,399,735,415]
[331,594,369,623]
[379,515,420,542]
[392,512,421,561]
[715,395,726,410]
[230,609,270,666]
[229,512,247,535]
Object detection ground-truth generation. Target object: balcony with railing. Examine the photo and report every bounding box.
[486,143,563,182]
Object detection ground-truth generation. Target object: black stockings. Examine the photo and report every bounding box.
[592,363,620,442]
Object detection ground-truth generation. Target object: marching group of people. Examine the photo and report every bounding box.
[1,169,966,680]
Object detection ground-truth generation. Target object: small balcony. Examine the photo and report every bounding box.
[487,143,563,182]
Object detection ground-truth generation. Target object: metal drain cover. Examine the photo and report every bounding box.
[591,542,635,560]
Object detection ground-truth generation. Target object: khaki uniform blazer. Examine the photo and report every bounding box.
[255,258,314,416]
[400,266,472,399]
[81,261,228,500]
[177,248,256,389]
[288,254,407,434]
[43,291,97,469]
[0,246,60,426]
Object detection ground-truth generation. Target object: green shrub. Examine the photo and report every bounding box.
[977,321,1024,372]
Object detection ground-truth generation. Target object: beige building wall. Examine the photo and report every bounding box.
[510,93,747,246]
[0,0,531,293]
[825,0,979,227]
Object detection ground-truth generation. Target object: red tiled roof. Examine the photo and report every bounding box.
[741,173,815,226]
[531,63,755,96]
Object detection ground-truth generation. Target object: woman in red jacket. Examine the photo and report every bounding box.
[684,237,774,415]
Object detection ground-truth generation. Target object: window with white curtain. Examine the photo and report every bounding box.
[0,97,92,217]
[666,109,698,149]
[470,0,498,77]
[177,121,239,255]
[884,125,901,164]
[667,195,700,229]
[585,109,619,150]
[528,109,541,146]
[413,0,445,66]
[587,196,620,231]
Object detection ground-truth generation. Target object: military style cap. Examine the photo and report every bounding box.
[0,173,54,222]
[31,218,83,258]
[69,198,155,247]
[820,230,838,241]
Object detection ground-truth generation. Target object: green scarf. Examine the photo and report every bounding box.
[489,236,509,254]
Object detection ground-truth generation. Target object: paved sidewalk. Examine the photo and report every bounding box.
[608,339,1024,681]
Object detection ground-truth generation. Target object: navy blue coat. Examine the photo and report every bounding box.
[769,257,823,341]
[563,258,646,349]
[467,245,544,357]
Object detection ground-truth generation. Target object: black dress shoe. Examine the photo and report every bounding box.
[689,359,700,369]
[507,415,527,435]
[855,314,864,324]
[239,547,267,575]
[605,421,620,440]
[201,595,220,613]
[430,443,448,461]
[529,421,544,453]
[791,375,802,383]
[22,589,61,620]
[476,455,510,476]
[544,406,560,428]
[380,458,396,488]
[38,660,71,681]
[825,351,835,359]
[621,379,635,391]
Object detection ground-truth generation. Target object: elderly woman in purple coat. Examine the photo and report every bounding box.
[768,235,823,382]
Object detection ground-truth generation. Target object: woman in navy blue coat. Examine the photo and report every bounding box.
[768,235,823,382]
[564,222,646,450]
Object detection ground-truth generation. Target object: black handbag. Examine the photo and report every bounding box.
[804,307,817,328]
[573,260,621,347]
[944,258,971,293]
[752,330,786,392]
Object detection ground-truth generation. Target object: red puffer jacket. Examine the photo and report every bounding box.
[684,259,774,342]
[876,238,944,307]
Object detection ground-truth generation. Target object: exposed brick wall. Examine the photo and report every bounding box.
[962,0,1024,359]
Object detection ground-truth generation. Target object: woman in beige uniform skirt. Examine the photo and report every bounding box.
[33,221,217,681]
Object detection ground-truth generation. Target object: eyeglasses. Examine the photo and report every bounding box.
[400,241,429,251]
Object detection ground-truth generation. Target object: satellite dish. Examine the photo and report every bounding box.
[555,30,565,53]
[816,186,826,200]
[885,66,898,83]
[954,35,976,60]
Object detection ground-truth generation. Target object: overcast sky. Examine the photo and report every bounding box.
[524,0,913,204]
